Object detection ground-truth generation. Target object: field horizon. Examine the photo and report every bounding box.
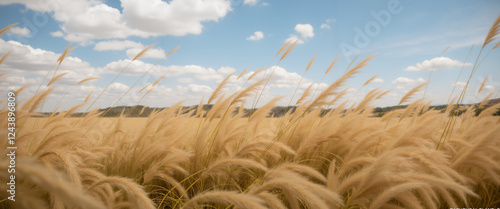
[1,1,500,209]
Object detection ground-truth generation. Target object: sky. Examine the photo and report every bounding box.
[0,0,499,112]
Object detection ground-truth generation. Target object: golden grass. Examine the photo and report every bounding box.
[1,15,500,209]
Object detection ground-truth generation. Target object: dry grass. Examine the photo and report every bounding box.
[1,16,500,209]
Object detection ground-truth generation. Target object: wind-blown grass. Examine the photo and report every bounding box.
[1,16,500,209]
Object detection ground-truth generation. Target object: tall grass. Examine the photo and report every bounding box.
[1,15,500,209]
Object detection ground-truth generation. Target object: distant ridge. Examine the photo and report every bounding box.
[35,98,500,118]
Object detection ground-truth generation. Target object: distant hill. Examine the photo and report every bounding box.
[36,98,500,118]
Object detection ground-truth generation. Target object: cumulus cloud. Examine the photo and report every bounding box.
[0,38,97,82]
[243,0,259,6]
[0,37,336,110]
[372,78,384,83]
[246,31,264,41]
[295,24,314,38]
[404,57,472,71]
[177,77,194,83]
[392,77,425,86]
[94,40,166,59]
[50,31,64,37]
[94,40,145,51]
[320,24,331,29]
[125,47,165,59]
[8,27,30,37]
[284,35,304,44]
[284,24,314,44]
[320,19,335,29]
[0,0,232,43]
[217,66,236,74]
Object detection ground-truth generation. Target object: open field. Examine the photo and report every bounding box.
[1,10,500,209]
[2,95,500,208]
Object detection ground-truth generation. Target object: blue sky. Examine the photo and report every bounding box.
[0,0,499,111]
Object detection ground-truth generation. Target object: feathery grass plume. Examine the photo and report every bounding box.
[310,56,339,100]
[181,191,267,209]
[296,83,314,105]
[248,67,265,80]
[153,75,166,86]
[254,172,342,209]
[375,89,391,100]
[133,44,155,61]
[305,53,317,72]
[398,81,429,105]
[0,23,18,35]
[166,45,180,56]
[20,88,54,113]
[325,56,339,74]
[230,78,267,106]
[139,84,151,92]
[353,88,383,113]
[478,75,489,94]
[478,92,494,109]
[493,40,500,49]
[249,96,284,122]
[368,182,425,209]
[0,72,4,77]
[306,54,376,112]
[237,67,249,79]
[201,157,268,179]
[47,72,68,86]
[363,74,380,86]
[276,40,291,56]
[398,98,425,122]
[78,77,99,84]
[0,158,107,209]
[57,43,76,66]
[14,84,30,95]
[441,46,451,55]
[483,15,500,48]
[280,40,298,61]
[88,177,156,209]
[0,50,12,65]
[208,73,234,104]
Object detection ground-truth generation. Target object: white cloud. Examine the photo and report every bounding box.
[484,85,495,90]
[217,66,236,74]
[8,27,30,37]
[284,24,314,44]
[94,40,165,59]
[404,57,472,71]
[284,35,304,45]
[109,82,129,92]
[392,77,425,86]
[125,47,165,59]
[262,2,269,6]
[0,38,97,82]
[295,24,314,38]
[320,24,331,29]
[243,0,259,6]
[372,78,384,83]
[417,78,426,83]
[246,31,264,41]
[94,40,145,51]
[177,77,194,83]
[453,82,467,87]
[1,0,232,43]
[51,31,64,37]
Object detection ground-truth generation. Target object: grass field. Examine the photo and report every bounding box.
[1,15,500,209]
